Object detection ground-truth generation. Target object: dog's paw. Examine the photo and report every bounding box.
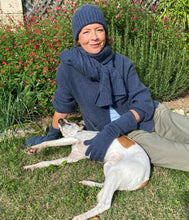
[24,147,38,154]
[73,215,99,220]
[72,215,85,220]
[23,165,34,171]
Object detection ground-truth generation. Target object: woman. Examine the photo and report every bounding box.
[25,5,189,172]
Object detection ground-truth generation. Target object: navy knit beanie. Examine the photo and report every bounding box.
[72,4,108,41]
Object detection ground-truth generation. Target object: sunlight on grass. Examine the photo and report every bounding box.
[0,138,188,219]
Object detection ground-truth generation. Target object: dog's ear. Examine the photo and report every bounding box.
[67,119,85,129]
[79,125,84,131]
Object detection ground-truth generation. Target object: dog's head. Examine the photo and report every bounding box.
[58,118,84,137]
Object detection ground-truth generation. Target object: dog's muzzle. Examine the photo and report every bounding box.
[58,118,67,127]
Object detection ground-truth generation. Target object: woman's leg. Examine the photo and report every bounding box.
[128,104,189,171]
[154,103,189,143]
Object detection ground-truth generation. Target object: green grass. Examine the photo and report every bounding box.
[0,137,188,220]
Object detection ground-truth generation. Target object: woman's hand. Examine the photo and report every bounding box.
[24,111,68,146]
[84,110,139,162]
[84,129,115,162]
[24,123,61,146]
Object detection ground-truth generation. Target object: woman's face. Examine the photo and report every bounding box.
[78,23,106,54]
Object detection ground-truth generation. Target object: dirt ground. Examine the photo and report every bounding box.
[162,90,189,111]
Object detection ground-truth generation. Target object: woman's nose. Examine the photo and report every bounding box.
[91,30,98,40]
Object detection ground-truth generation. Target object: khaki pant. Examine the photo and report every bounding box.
[128,103,189,172]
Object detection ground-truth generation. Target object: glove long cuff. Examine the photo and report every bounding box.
[104,110,138,137]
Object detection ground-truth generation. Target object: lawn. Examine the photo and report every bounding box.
[0,137,188,219]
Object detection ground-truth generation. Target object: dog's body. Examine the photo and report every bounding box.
[24,119,150,220]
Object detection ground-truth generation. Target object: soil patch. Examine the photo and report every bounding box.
[162,90,189,111]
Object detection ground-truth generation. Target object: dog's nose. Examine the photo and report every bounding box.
[58,118,65,126]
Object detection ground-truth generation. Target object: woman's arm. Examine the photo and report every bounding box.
[52,111,68,129]
[129,109,140,123]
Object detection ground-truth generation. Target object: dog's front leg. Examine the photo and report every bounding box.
[23,158,68,170]
[25,137,78,154]
[24,142,88,171]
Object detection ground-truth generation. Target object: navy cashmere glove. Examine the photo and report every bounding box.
[84,111,138,162]
[24,123,61,146]
[84,128,115,162]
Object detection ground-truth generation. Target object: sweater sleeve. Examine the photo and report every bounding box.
[124,62,155,122]
[53,61,76,113]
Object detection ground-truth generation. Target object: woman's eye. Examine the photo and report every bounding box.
[83,31,89,34]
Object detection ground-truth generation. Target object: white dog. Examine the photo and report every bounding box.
[24,119,151,220]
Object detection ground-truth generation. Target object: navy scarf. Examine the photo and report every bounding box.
[59,45,126,107]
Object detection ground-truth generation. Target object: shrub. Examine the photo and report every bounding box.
[155,0,189,31]
[0,0,188,129]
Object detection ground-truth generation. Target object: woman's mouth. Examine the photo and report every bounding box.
[90,43,100,48]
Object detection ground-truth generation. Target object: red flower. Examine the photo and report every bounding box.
[131,16,137,20]
[164,17,169,24]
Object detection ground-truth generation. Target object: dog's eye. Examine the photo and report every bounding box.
[66,122,71,126]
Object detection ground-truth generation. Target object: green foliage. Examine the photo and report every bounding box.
[99,0,189,100]
[0,0,189,129]
[155,0,189,31]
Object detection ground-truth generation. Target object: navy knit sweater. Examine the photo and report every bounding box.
[53,47,159,132]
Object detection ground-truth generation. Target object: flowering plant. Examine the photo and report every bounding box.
[0,0,188,130]
[155,0,189,31]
